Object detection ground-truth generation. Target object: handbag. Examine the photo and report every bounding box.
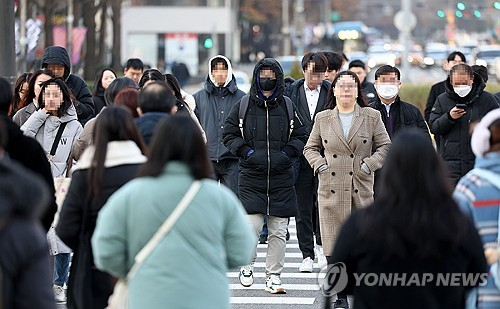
[107,181,201,309]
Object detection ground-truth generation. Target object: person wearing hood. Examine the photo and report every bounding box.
[194,55,246,195]
[223,58,308,294]
[41,46,95,125]
[0,77,56,232]
[0,123,56,309]
[429,63,500,185]
[285,52,331,273]
[454,108,500,309]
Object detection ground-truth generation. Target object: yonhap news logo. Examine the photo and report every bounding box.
[317,263,488,296]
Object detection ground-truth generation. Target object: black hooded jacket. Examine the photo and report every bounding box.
[41,46,95,125]
[1,114,56,231]
[0,159,55,309]
[429,73,500,185]
[223,58,308,217]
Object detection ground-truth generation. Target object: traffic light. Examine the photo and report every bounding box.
[495,1,500,9]
[437,10,445,18]
[474,10,481,17]
[457,2,466,10]
[455,10,463,18]
[203,37,213,49]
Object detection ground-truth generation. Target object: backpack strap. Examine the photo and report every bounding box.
[239,95,250,139]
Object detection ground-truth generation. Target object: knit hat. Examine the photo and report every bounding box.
[471,108,500,157]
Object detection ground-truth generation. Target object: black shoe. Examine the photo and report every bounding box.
[259,236,267,244]
[286,229,290,241]
[333,298,349,309]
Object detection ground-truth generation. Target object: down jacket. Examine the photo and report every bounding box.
[0,159,55,309]
[429,73,499,185]
[21,105,83,178]
[223,58,308,217]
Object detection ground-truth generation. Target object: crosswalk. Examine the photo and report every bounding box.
[228,218,328,308]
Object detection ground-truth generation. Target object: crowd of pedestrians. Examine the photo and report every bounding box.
[0,45,499,309]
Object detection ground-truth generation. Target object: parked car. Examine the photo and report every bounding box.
[366,44,398,69]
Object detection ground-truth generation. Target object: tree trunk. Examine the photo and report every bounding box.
[111,0,122,74]
[82,0,97,81]
[97,1,107,66]
[43,1,55,49]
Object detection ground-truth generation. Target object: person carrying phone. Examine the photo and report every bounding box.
[429,63,499,186]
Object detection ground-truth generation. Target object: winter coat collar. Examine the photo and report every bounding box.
[75,140,146,170]
[204,75,239,95]
[474,152,500,174]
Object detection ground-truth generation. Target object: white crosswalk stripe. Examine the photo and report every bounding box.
[229,217,328,308]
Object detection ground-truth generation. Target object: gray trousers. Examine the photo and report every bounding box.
[247,214,288,276]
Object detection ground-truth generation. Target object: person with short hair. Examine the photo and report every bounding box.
[135,81,177,145]
[322,51,343,83]
[348,60,376,101]
[429,63,500,185]
[424,51,466,123]
[286,51,331,273]
[124,58,144,84]
[370,65,429,140]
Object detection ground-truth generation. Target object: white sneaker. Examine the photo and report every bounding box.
[265,274,286,294]
[239,265,254,287]
[299,256,314,272]
[316,246,328,269]
[53,285,66,303]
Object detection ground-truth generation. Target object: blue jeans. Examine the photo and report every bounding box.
[54,253,71,286]
[260,215,268,239]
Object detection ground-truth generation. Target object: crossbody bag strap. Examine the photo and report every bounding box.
[126,180,201,280]
[50,122,68,157]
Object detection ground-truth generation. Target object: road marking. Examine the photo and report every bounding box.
[257,252,302,258]
[253,262,320,268]
[228,272,325,279]
[230,297,316,304]
[230,284,319,290]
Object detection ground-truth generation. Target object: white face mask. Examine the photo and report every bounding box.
[454,85,472,97]
[376,84,399,100]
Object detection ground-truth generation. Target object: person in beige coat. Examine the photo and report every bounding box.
[303,71,390,308]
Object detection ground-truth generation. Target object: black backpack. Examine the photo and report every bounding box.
[238,94,295,140]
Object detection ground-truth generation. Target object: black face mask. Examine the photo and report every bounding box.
[259,78,277,91]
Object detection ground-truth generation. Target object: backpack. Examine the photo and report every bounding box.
[238,94,295,140]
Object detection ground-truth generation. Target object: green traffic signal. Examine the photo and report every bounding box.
[474,10,481,17]
[457,2,466,10]
[203,37,213,49]
[495,1,500,9]
[437,10,445,18]
[455,10,463,18]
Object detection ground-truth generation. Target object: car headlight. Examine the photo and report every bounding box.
[423,57,434,66]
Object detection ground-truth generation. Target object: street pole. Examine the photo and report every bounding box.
[67,0,74,70]
[20,0,28,73]
[295,0,305,56]
[0,0,17,82]
[282,0,291,55]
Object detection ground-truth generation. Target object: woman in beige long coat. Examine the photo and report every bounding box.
[304,71,391,259]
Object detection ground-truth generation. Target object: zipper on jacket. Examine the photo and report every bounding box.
[265,100,271,216]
